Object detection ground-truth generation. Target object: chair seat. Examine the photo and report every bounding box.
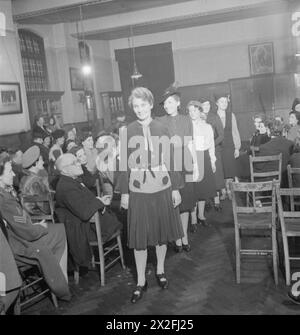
[237,213,272,229]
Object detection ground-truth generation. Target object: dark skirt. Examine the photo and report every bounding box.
[127,187,184,250]
[221,143,237,179]
[194,150,217,201]
[179,175,197,213]
[215,146,225,190]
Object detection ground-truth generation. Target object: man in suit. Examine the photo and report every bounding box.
[55,153,122,273]
[255,119,294,186]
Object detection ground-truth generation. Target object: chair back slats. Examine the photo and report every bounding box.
[21,192,55,224]
[236,206,272,213]
[275,184,300,285]
[287,166,300,210]
[230,180,276,192]
[230,179,278,284]
[278,187,300,196]
[249,153,282,183]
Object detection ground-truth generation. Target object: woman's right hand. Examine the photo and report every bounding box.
[120,194,129,210]
[97,195,112,206]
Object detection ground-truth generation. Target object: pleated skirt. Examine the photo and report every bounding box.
[127,187,184,250]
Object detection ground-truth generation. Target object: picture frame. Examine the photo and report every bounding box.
[0,82,22,115]
[69,67,84,91]
[248,42,274,76]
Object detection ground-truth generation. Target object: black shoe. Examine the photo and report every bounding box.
[174,245,183,253]
[214,204,222,212]
[190,224,197,233]
[131,281,148,303]
[156,273,169,289]
[182,243,191,252]
[198,218,211,227]
[287,290,300,305]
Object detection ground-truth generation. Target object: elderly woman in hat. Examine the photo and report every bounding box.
[215,94,241,198]
[157,84,196,249]
[19,145,51,216]
[119,87,183,303]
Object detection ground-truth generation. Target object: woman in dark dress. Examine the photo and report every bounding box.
[119,87,183,303]
[216,94,241,198]
[158,85,197,246]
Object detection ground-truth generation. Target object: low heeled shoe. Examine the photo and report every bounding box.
[156,273,169,289]
[131,281,148,303]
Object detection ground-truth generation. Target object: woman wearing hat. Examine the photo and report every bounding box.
[119,87,183,303]
[187,101,216,227]
[19,145,51,216]
[198,97,225,211]
[158,84,196,249]
[215,94,241,197]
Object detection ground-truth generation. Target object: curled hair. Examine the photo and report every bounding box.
[128,87,154,109]
[0,153,11,177]
[289,110,300,125]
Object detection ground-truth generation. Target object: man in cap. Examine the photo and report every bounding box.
[55,153,122,274]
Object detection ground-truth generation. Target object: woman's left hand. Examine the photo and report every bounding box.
[172,190,181,208]
[234,149,240,158]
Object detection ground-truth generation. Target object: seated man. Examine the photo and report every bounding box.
[255,119,294,186]
[237,119,294,185]
[54,153,122,273]
[19,145,51,216]
[0,153,70,301]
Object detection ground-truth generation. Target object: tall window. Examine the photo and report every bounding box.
[18,29,48,92]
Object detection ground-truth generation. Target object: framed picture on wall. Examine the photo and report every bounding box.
[69,67,84,91]
[0,82,22,115]
[248,42,274,76]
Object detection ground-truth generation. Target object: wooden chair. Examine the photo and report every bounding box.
[248,154,282,206]
[21,193,56,224]
[89,210,125,286]
[287,165,300,211]
[230,180,278,285]
[276,186,300,285]
[15,256,58,311]
[250,145,259,157]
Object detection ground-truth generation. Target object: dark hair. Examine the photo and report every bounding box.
[289,111,300,125]
[266,119,284,137]
[0,154,11,177]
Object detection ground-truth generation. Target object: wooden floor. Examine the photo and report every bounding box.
[23,199,300,315]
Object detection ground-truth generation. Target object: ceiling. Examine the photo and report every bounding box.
[12,0,295,40]
[12,0,193,24]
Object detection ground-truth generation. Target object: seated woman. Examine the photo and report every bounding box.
[0,152,70,301]
[19,145,51,216]
[290,136,300,187]
[69,145,98,194]
[250,114,270,147]
[286,110,300,142]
